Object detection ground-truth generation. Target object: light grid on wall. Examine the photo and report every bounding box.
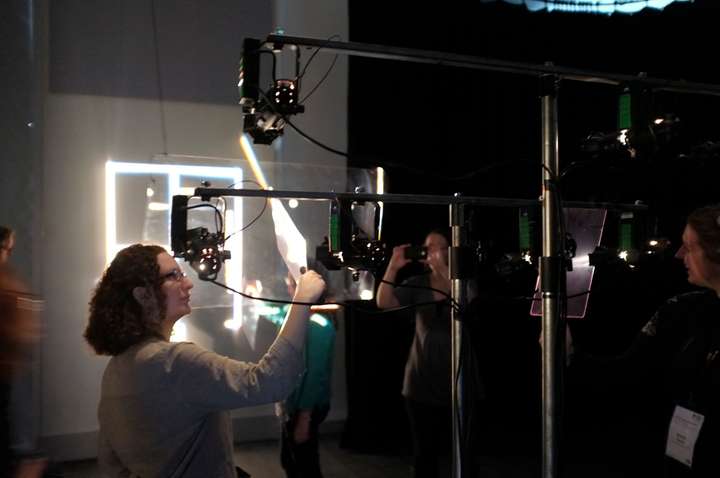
[105,160,244,339]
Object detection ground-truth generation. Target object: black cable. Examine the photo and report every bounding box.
[285,119,348,157]
[208,279,459,315]
[300,53,339,104]
[356,300,458,316]
[253,87,349,158]
[224,180,269,241]
[227,179,263,190]
[297,34,341,81]
[210,280,334,307]
[542,163,560,185]
[215,197,225,235]
[185,203,224,238]
[379,278,460,310]
[294,34,342,104]
[226,199,267,240]
[252,78,348,158]
[241,198,268,232]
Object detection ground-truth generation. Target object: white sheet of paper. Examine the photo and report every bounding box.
[665,405,705,468]
[270,198,308,282]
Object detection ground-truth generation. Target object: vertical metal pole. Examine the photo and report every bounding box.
[540,75,560,478]
[450,200,466,478]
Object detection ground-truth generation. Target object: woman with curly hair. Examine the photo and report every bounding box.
[84,244,325,478]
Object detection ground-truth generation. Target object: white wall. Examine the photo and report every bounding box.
[39,0,348,461]
[272,0,350,426]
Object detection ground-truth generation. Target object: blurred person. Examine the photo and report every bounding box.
[569,204,720,477]
[0,244,46,478]
[265,272,336,478]
[0,227,14,265]
[84,244,325,478]
[376,230,452,478]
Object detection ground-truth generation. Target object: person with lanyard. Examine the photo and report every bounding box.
[570,204,720,477]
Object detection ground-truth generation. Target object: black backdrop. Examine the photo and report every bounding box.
[342,1,720,474]
[348,0,720,241]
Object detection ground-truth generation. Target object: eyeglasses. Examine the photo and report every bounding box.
[161,269,188,283]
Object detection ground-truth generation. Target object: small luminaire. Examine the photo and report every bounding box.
[618,250,629,261]
[360,289,374,300]
[223,319,242,331]
[654,118,665,125]
[617,129,629,146]
[147,202,170,211]
[146,187,155,198]
[273,80,299,110]
[288,199,299,209]
[645,238,670,255]
[522,251,533,264]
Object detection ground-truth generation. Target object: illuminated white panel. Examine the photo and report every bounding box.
[105,160,244,332]
[271,199,308,282]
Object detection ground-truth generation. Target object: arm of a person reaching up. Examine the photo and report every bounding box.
[169,270,326,410]
[277,270,326,351]
[376,244,411,309]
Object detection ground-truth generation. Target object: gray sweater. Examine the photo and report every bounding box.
[97,336,303,478]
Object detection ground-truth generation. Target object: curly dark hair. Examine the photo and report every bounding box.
[687,204,720,265]
[84,244,168,355]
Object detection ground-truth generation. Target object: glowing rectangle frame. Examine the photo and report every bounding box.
[105,159,244,330]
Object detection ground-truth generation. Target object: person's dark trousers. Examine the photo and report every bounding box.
[1,381,11,477]
[405,398,452,478]
[280,406,330,478]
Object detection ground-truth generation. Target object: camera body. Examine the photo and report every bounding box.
[404,245,428,261]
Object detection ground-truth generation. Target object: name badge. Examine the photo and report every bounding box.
[665,405,705,468]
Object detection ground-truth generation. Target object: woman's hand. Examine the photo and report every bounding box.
[294,270,326,303]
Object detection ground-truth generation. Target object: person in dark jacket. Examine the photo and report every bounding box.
[571,204,720,477]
